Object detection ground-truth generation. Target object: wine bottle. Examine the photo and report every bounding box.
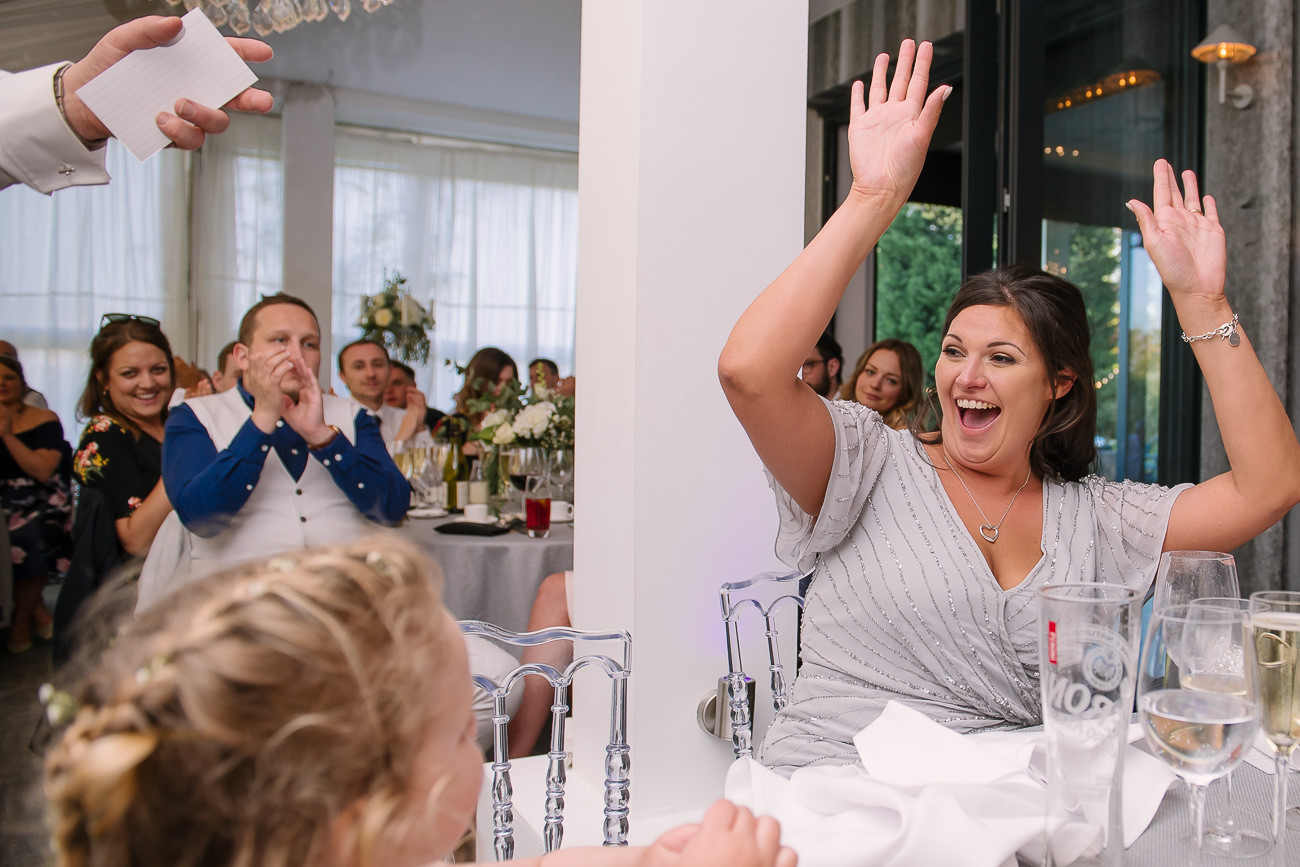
[444,431,468,513]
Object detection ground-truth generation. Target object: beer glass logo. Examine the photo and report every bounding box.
[1046,625,1131,720]
[1082,643,1124,691]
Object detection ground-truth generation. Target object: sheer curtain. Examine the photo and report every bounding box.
[0,142,188,435]
[190,113,284,375]
[331,128,579,410]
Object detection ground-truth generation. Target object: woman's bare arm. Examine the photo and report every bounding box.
[717,40,948,516]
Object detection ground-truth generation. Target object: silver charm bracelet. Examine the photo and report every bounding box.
[1181,313,1241,347]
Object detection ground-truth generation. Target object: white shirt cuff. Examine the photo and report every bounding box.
[0,63,111,194]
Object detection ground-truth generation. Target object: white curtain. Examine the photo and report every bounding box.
[0,142,188,436]
[331,129,579,410]
[190,112,284,375]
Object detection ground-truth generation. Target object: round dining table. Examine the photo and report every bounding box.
[397,515,574,634]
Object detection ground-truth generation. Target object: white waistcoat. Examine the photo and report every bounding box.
[182,387,375,578]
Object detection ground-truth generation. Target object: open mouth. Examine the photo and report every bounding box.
[956,397,1001,430]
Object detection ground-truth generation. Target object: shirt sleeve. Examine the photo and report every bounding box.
[162,403,275,537]
[765,397,893,571]
[312,409,411,526]
[0,65,111,194]
[74,422,147,521]
[1085,475,1193,593]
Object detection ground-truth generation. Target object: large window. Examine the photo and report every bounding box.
[331,129,579,411]
[0,143,188,432]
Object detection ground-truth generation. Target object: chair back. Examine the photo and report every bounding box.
[459,620,632,861]
[719,568,810,760]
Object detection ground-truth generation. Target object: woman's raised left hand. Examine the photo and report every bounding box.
[1126,160,1227,304]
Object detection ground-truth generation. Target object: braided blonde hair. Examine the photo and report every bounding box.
[44,537,456,867]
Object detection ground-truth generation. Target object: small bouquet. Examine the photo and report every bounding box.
[357,270,434,364]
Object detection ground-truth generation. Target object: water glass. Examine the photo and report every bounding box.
[1153,551,1239,612]
[1039,583,1141,867]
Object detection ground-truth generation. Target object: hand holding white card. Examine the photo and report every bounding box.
[76,9,259,161]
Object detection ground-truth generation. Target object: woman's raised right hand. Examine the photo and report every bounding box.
[847,39,950,206]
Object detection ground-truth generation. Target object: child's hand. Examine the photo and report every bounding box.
[643,800,796,867]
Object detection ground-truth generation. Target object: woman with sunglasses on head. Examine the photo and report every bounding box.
[0,354,72,653]
[73,315,175,559]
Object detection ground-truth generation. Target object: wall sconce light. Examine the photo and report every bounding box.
[1191,24,1257,109]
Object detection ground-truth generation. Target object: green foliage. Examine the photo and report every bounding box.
[357,270,434,364]
[875,204,963,390]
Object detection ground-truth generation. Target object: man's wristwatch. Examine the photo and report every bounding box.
[308,425,341,451]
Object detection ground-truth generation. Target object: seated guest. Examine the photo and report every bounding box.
[73,315,175,559]
[799,331,842,398]
[527,356,577,397]
[0,355,70,653]
[210,341,240,393]
[337,339,426,445]
[719,41,1300,774]
[386,359,447,434]
[0,341,50,409]
[454,346,518,423]
[45,538,795,867]
[159,294,408,581]
[837,338,925,430]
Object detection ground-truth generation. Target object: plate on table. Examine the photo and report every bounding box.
[407,506,448,519]
[550,516,574,525]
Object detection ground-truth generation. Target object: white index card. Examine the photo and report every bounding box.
[75,9,259,162]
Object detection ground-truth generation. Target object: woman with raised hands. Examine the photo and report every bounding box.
[718,39,1300,774]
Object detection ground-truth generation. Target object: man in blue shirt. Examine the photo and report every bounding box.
[162,294,408,576]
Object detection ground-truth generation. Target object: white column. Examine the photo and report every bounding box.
[572,0,808,834]
[280,84,336,362]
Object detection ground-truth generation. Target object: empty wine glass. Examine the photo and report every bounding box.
[1154,551,1239,611]
[1247,591,1300,848]
[1138,604,1259,867]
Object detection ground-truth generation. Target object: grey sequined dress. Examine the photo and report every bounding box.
[758,399,1190,775]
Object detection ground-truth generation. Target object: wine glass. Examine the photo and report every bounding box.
[1247,591,1300,848]
[1152,551,1268,856]
[1154,551,1239,611]
[1186,597,1274,857]
[1138,604,1259,867]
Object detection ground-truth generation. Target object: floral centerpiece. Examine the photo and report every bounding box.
[460,366,575,505]
[357,270,434,364]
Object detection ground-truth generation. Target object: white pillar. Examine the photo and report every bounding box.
[572,0,809,835]
[280,84,336,361]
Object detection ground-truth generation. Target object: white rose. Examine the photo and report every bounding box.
[493,423,517,445]
[373,307,394,328]
[513,403,555,438]
[481,408,511,429]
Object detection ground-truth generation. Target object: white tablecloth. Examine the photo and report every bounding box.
[397,517,574,633]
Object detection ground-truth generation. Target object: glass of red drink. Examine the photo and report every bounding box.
[525,496,552,538]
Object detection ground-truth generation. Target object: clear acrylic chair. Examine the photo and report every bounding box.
[459,620,632,861]
[719,568,810,760]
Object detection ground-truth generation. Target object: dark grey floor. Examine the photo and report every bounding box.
[0,624,55,867]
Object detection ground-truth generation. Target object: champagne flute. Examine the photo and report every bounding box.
[1138,604,1259,867]
[1248,591,1300,848]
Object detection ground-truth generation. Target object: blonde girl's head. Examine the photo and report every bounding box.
[44,537,475,867]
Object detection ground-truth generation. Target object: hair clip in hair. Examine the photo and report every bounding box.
[135,653,170,685]
[38,683,80,727]
[267,557,297,573]
[364,550,392,576]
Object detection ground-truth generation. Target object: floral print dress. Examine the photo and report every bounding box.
[74,416,162,545]
[1,419,73,580]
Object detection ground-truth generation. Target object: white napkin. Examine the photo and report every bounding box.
[1243,731,1300,774]
[725,702,1176,867]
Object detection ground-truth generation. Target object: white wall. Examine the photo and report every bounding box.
[572,0,809,826]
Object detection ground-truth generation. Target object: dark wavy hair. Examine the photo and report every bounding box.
[839,338,925,429]
[919,265,1097,482]
[453,347,518,416]
[77,319,176,437]
[0,353,26,391]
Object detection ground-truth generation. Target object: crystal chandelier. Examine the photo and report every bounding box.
[162,0,397,36]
